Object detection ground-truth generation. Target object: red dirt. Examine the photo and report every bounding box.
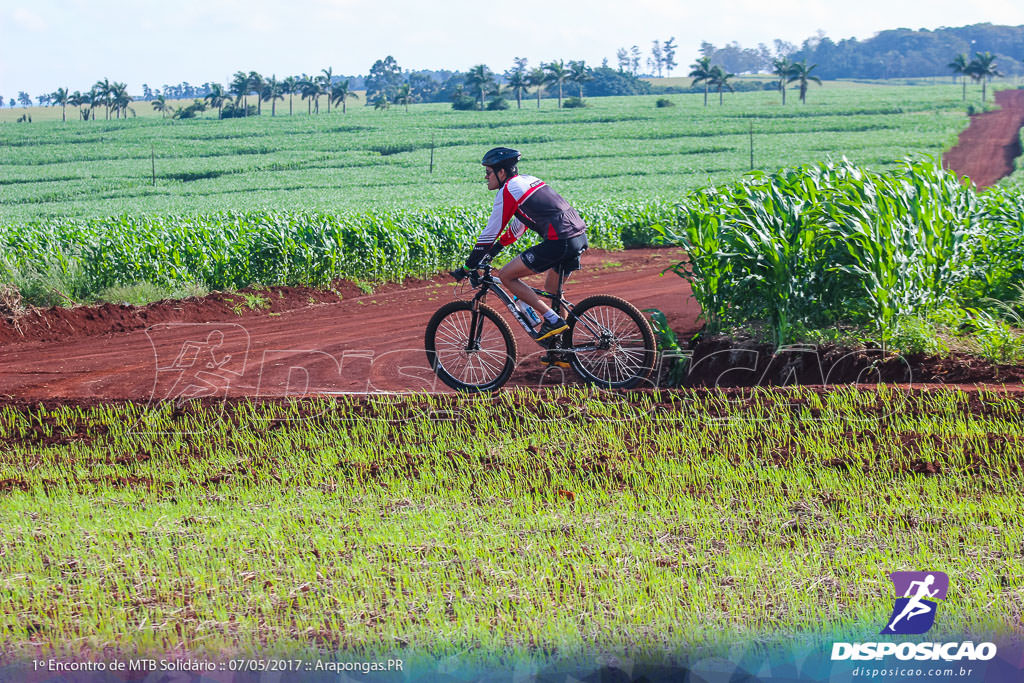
[683,337,1024,388]
[943,88,1024,188]
[2,245,1021,401]
[0,248,702,400]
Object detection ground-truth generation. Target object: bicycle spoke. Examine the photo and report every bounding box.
[569,300,653,387]
[431,307,512,388]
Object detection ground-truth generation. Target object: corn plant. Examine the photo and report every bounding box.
[661,157,1017,346]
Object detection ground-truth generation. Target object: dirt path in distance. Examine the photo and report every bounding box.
[944,88,1024,188]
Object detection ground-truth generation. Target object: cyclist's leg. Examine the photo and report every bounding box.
[546,236,586,309]
[496,257,554,315]
[544,268,564,298]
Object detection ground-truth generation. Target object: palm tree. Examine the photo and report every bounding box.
[248,72,264,115]
[568,60,593,99]
[205,83,228,118]
[527,67,546,108]
[229,71,250,115]
[544,60,570,108]
[708,66,735,105]
[330,80,358,114]
[50,87,69,122]
[110,82,131,118]
[688,57,713,106]
[465,64,494,110]
[320,67,334,113]
[506,70,528,109]
[968,52,1001,102]
[282,76,299,115]
[68,91,84,120]
[71,90,96,120]
[948,53,970,101]
[299,77,321,114]
[786,61,821,104]
[543,60,571,109]
[93,78,112,119]
[152,95,170,118]
[262,75,284,116]
[373,94,389,111]
[771,57,793,105]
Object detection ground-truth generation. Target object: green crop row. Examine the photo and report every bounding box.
[0,202,667,301]
[0,86,970,223]
[0,387,1020,659]
[656,157,1024,345]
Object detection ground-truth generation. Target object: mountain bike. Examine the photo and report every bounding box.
[424,258,656,392]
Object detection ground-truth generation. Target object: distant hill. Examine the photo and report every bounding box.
[789,23,1024,79]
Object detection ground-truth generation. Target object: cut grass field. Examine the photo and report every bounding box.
[0,83,973,223]
[0,387,1021,660]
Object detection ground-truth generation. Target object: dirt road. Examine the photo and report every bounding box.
[943,88,1024,188]
[0,249,700,400]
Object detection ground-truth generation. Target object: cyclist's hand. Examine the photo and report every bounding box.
[468,270,481,288]
[450,268,469,282]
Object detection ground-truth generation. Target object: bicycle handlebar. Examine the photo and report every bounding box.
[450,256,494,287]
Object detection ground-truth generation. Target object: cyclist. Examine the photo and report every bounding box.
[455,147,588,364]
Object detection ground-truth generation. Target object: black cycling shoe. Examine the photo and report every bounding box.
[540,351,571,368]
[534,318,568,342]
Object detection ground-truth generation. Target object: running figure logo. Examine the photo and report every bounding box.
[145,323,250,407]
[881,571,949,635]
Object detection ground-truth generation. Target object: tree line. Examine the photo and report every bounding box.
[8,24,1015,122]
[947,52,1002,101]
[14,55,652,122]
[686,55,821,105]
[788,23,1024,80]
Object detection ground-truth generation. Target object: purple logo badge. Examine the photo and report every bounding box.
[881,571,949,635]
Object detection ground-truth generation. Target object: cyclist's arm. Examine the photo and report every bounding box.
[465,188,525,269]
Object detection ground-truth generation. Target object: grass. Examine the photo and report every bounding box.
[224,291,271,315]
[0,387,1020,660]
[0,84,973,223]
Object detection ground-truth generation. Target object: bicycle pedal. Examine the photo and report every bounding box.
[539,352,571,368]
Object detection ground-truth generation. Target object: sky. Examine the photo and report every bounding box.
[2,0,1024,97]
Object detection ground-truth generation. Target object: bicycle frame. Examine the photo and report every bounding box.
[463,265,609,351]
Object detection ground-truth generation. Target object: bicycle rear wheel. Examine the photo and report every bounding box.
[565,294,656,389]
[425,301,517,392]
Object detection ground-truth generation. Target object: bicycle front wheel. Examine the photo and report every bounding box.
[565,295,656,389]
[425,301,517,392]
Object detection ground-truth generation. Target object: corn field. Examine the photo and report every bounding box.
[0,202,665,301]
[656,157,1024,345]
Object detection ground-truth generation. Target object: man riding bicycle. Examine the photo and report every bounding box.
[455,147,588,365]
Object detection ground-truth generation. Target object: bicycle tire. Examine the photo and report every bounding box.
[564,294,656,389]
[425,301,518,392]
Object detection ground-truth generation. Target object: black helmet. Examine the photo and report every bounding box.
[481,147,521,167]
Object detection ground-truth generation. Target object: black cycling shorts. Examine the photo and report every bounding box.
[520,234,588,275]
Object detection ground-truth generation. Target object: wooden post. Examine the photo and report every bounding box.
[749,122,754,170]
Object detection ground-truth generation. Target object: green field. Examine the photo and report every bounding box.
[0,388,1020,659]
[0,84,972,224]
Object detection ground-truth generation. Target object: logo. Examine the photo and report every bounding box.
[882,571,948,635]
[831,571,997,663]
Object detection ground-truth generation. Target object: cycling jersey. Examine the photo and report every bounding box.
[466,174,586,268]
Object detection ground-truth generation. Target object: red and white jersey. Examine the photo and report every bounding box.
[473,174,586,251]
